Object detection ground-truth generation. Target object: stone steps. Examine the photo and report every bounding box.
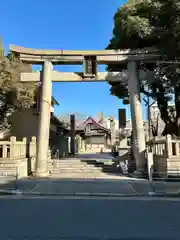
[47,158,104,177]
[0,158,25,163]
[47,163,100,170]
[49,169,102,174]
[47,160,101,169]
[48,165,102,172]
[0,159,25,174]
[0,162,20,167]
[47,167,97,171]
[47,158,123,179]
[0,175,16,180]
[47,161,90,165]
[47,163,88,167]
[50,173,123,179]
[0,167,17,176]
[0,157,24,177]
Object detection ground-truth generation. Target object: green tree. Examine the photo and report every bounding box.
[106,0,180,136]
[0,40,36,131]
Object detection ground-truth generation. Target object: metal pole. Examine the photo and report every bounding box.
[70,114,76,156]
[147,95,151,140]
[15,167,18,190]
[149,100,156,140]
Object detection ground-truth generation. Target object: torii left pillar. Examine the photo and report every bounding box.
[35,61,53,177]
[127,61,146,175]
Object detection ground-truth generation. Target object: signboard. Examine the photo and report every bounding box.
[83,56,97,76]
[118,109,126,129]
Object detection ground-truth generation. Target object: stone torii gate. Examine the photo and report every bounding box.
[9,45,159,177]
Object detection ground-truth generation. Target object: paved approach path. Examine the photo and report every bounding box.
[0,195,180,239]
[49,152,128,179]
[19,152,148,195]
[1,153,180,196]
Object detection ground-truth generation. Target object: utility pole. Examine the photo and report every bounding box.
[147,95,151,140]
[143,95,156,140]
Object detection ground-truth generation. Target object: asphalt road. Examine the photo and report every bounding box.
[0,196,180,239]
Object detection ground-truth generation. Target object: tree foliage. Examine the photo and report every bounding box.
[106,0,180,136]
[0,47,36,131]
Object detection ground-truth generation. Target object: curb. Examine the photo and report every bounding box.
[0,189,146,197]
[21,191,180,197]
[0,190,23,195]
[1,189,180,197]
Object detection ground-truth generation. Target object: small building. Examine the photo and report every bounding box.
[76,116,111,153]
[5,89,70,157]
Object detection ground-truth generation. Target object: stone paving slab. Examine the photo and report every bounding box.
[26,179,138,195]
[153,181,180,193]
[130,180,180,194]
[34,180,180,195]
[24,180,180,197]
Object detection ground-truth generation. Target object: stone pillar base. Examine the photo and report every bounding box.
[33,171,49,177]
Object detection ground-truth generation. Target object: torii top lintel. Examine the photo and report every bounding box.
[9,45,160,65]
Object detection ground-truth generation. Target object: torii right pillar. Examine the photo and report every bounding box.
[127,61,146,176]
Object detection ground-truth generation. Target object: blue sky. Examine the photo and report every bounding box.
[1,0,147,120]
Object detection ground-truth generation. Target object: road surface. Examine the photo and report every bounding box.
[0,195,180,239]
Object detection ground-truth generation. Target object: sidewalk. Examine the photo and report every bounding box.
[1,177,180,197]
[16,178,141,196]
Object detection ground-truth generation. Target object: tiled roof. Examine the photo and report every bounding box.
[76,116,110,132]
[58,114,110,132]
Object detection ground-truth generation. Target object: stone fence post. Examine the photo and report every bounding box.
[166,134,172,157]
[30,136,36,157]
[22,137,27,157]
[10,136,16,159]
